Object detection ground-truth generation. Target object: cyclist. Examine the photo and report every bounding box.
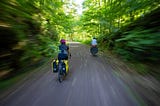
[58,39,69,60]
[91,37,97,47]
[52,39,70,73]
[90,37,98,55]
[57,39,70,74]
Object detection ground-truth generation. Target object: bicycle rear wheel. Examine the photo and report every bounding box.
[58,72,63,83]
[58,61,64,83]
[90,47,98,56]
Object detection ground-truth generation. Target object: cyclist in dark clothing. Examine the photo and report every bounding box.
[58,39,69,60]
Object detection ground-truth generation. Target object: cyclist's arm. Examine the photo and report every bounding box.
[67,46,71,58]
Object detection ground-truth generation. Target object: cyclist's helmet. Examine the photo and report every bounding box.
[60,39,66,44]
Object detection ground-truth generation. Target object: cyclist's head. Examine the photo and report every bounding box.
[60,39,66,44]
[93,37,96,39]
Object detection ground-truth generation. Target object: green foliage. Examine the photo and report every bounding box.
[80,0,160,77]
[80,0,160,42]
[37,35,58,57]
[130,63,150,75]
[1,0,160,79]
[113,7,160,62]
[0,0,68,79]
[114,28,160,61]
[81,39,91,45]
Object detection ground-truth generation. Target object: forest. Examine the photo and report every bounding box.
[0,0,160,80]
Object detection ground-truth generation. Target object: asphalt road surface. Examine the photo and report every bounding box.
[0,42,145,106]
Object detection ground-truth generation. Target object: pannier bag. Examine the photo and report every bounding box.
[52,60,58,73]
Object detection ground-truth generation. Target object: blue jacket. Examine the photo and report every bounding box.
[59,44,69,54]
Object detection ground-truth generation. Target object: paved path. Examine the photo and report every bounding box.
[0,42,144,106]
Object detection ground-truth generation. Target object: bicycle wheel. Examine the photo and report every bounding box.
[90,47,98,56]
[58,62,63,83]
[58,72,63,83]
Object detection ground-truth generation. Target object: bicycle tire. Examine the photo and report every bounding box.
[58,61,65,83]
[90,47,98,56]
[58,73,63,83]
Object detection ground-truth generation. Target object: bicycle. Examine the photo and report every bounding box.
[52,54,70,83]
[57,59,68,83]
[90,45,98,56]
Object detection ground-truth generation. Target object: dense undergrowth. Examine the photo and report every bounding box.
[98,7,160,79]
